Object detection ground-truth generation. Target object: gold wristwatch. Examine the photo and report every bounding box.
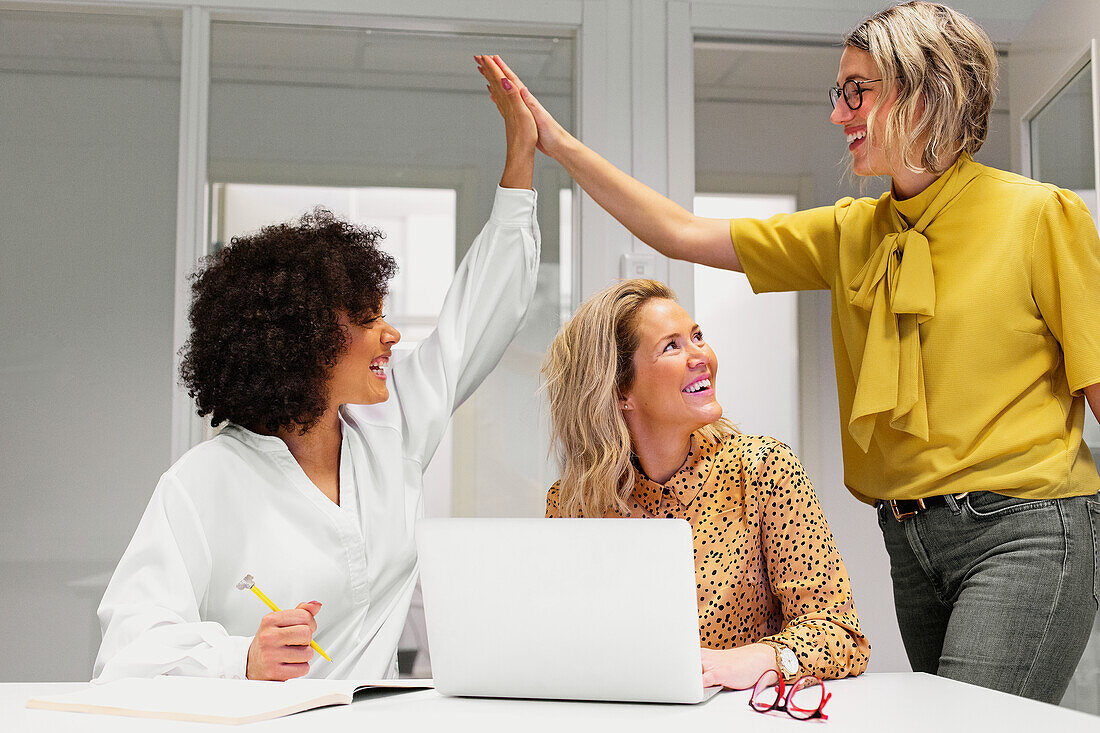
[761,640,800,681]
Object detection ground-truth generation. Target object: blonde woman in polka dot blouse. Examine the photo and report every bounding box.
[543,279,870,687]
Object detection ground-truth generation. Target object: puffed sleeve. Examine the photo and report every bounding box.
[754,443,870,680]
[1031,188,1100,394]
[93,474,253,681]
[384,186,540,466]
[731,200,852,293]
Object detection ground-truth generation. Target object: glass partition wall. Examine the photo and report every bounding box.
[0,5,575,680]
[0,8,183,681]
[207,21,574,521]
[1029,60,1097,217]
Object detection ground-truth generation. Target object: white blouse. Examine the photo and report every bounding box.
[94,187,540,682]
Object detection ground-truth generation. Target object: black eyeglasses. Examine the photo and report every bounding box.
[829,78,885,111]
[748,670,831,721]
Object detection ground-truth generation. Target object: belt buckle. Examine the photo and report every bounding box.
[890,498,926,521]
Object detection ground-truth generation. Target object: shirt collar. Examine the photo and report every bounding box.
[219,422,288,452]
[631,431,721,515]
[219,418,348,453]
[890,152,977,226]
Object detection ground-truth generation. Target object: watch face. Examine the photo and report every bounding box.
[779,648,799,675]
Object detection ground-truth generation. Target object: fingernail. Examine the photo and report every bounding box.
[502,79,513,91]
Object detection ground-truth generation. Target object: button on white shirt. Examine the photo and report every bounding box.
[94,187,540,681]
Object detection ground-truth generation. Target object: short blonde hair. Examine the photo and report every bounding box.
[543,279,734,518]
[846,1,998,174]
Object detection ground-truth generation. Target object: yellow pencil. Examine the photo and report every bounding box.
[236,574,333,662]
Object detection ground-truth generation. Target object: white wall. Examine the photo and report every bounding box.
[694,194,800,452]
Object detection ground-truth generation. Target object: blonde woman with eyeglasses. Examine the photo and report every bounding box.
[479,1,1100,704]
[542,278,870,689]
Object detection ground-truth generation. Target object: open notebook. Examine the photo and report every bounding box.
[26,676,433,725]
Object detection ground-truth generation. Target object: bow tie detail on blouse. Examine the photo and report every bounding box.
[846,223,935,452]
[843,154,978,453]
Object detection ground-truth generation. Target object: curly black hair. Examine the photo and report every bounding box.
[179,208,397,434]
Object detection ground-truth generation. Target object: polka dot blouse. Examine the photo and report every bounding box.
[546,431,870,680]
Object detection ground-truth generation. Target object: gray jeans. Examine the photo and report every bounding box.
[876,491,1100,704]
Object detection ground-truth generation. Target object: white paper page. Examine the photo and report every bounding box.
[26,676,433,725]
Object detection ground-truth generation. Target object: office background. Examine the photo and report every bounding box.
[2,0,1098,714]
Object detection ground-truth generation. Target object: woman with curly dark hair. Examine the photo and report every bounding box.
[94,59,539,682]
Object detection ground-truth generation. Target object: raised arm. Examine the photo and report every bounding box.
[476,55,741,272]
[367,58,541,466]
[479,53,536,191]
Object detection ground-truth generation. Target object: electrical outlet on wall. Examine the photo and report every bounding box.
[620,253,656,279]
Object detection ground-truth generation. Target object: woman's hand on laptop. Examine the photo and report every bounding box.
[246,601,322,681]
[700,644,778,689]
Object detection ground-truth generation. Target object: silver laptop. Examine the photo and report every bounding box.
[415,518,721,704]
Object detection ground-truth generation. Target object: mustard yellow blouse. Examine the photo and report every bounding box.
[547,432,870,680]
[732,155,1100,503]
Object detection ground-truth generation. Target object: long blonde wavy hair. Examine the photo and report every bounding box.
[846,1,998,175]
[543,279,735,518]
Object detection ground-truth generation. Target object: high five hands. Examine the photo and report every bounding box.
[475,54,740,271]
[475,55,576,161]
[475,54,538,190]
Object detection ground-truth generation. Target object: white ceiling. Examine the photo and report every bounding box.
[0,10,574,94]
[708,0,1047,43]
[694,40,1011,110]
[208,22,573,96]
[0,2,1037,107]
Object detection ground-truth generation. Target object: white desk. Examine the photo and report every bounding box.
[4,674,1096,732]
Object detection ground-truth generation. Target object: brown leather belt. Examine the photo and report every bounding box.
[885,493,969,521]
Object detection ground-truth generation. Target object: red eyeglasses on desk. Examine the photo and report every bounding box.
[748,669,831,721]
